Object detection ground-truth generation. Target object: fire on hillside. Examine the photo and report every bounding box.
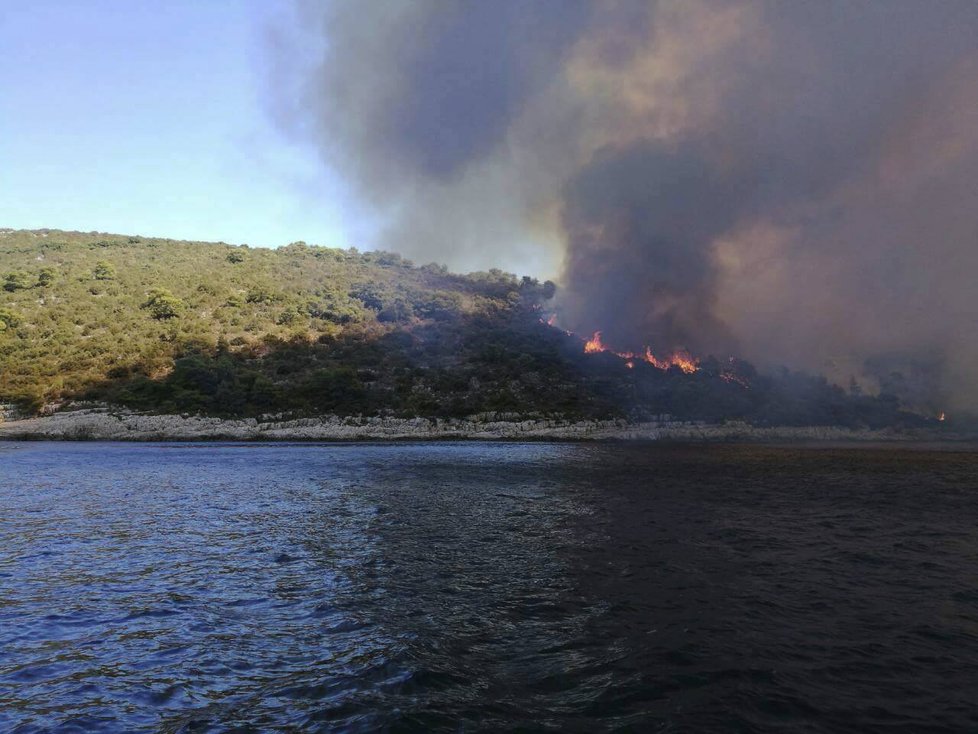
[540,316,751,388]
[583,331,699,374]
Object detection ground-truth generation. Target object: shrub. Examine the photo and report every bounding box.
[0,307,20,330]
[245,286,278,304]
[37,267,56,287]
[3,271,31,292]
[141,288,183,319]
[93,261,116,280]
[276,306,300,325]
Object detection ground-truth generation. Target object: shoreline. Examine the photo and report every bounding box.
[0,407,961,443]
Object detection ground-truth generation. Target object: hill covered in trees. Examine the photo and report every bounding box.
[0,228,929,428]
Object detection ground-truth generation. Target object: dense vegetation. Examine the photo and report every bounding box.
[0,228,927,427]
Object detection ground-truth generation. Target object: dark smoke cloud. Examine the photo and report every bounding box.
[274,0,978,412]
[302,0,592,185]
[559,143,744,354]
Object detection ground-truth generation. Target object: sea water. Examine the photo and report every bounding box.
[2,441,977,732]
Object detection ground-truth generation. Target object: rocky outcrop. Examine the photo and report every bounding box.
[0,403,26,424]
[0,406,946,442]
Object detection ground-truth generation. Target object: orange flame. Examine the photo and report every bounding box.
[662,349,698,374]
[584,331,607,353]
[582,331,702,374]
[938,412,946,422]
[637,345,698,373]
[642,346,667,370]
[575,328,758,389]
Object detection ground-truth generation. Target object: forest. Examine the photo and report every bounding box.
[0,228,928,428]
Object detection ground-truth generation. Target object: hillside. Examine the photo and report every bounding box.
[0,228,599,417]
[0,228,931,428]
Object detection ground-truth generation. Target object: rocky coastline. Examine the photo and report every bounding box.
[0,405,956,443]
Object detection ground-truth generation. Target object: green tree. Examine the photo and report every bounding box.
[415,291,462,320]
[141,288,183,319]
[93,261,116,280]
[3,271,31,292]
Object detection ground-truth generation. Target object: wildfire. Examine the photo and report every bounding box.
[938,412,946,422]
[647,346,698,374]
[584,331,607,353]
[542,321,748,387]
[582,331,701,374]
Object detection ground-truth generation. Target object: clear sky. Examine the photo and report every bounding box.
[0,1,356,249]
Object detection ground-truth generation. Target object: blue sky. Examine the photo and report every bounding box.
[0,1,357,249]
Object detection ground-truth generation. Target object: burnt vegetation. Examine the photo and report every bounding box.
[0,229,929,428]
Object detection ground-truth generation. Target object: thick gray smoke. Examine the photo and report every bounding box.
[274,0,978,412]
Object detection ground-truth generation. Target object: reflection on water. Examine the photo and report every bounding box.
[1,442,978,732]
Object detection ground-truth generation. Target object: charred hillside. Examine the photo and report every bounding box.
[0,229,932,429]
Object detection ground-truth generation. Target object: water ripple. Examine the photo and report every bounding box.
[2,442,978,731]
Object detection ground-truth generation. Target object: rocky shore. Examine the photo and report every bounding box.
[0,405,953,442]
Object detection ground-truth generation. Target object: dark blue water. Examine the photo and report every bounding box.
[2,442,978,732]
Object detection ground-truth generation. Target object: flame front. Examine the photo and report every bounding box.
[584,331,607,353]
[541,323,751,388]
[582,331,701,374]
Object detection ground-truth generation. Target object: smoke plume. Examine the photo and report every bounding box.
[273,0,978,411]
